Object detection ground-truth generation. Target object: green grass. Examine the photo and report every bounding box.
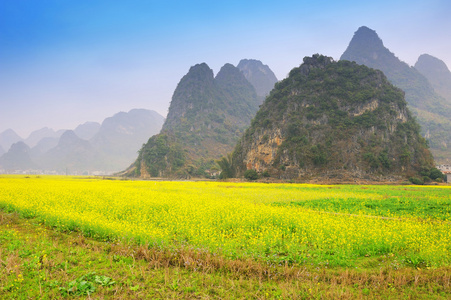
[272,185,451,220]
[1,210,451,299]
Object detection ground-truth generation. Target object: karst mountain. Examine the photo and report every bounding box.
[231,55,434,182]
[124,60,277,178]
[340,26,451,163]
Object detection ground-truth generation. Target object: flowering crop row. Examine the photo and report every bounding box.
[0,176,450,267]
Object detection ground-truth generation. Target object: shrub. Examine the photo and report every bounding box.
[429,168,444,180]
[409,177,424,185]
[244,169,259,181]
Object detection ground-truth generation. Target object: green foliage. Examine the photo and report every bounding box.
[59,272,115,296]
[217,154,235,179]
[409,177,424,185]
[429,168,444,180]
[262,170,271,177]
[244,169,259,180]
[140,134,186,177]
[363,152,378,169]
[378,150,391,169]
[311,145,328,166]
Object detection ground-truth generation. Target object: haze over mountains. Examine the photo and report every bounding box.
[0,109,164,174]
[415,54,451,104]
[0,129,23,153]
[3,25,451,179]
[341,26,451,164]
[237,59,278,100]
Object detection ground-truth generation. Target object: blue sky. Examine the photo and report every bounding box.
[1,0,450,138]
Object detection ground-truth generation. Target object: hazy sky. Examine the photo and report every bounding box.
[1,0,450,138]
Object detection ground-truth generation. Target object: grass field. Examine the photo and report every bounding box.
[1,175,450,298]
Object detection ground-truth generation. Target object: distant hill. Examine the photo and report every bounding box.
[0,141,36,170]
[74,122,101,140]
[237,59,278,100]
[123,62,260,178]
[40,130,103,173]
[341,26,451,163]
[0,145,4,157]
[0,129,23,152]
[90,109,164,170]
[415,54,451,103]
[30,137,59,158]
[1,109,164,174]
[231,55,435,182]
[25,127,62,148]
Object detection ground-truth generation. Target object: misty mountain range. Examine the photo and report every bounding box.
[0,109,164,174]
[2,26,451,176]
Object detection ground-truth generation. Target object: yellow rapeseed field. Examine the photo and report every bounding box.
[0,175,450,267]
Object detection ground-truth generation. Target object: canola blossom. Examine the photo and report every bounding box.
[0,176,450,267]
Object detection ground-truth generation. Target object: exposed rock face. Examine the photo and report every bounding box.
[237,59,278,100]
[341,26,451,164]
[232,55,434,181]
[125,62,260,178]
[415,54,451,103]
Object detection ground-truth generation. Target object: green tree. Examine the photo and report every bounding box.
[244,169,259,180]
[217,154,235,179]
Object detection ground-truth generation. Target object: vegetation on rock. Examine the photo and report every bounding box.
[232,54,435,181]
[341,26,451,163]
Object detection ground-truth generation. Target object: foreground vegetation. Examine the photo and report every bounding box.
[1,175,450,298]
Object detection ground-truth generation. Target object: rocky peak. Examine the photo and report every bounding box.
[7,141,31,155]
[57,130,87,148]
[415,54,451,76]
[341,26,399,67]
[297,54,334,76]
[0,129,23,152]
[415,54,451,103]
[0,141,35,170]
[215,63,247,85]
[164,63,216,131]
[350,26,385,49]
[237,59,278,98]
[185,63,215,83]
